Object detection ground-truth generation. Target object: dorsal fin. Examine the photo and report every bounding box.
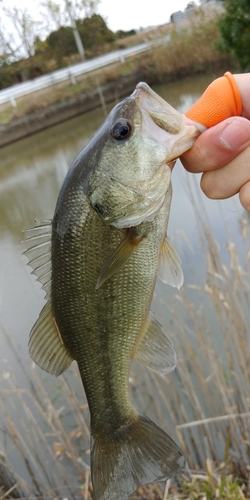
[23,219,52,299]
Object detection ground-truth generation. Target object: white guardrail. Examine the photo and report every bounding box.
[0,42,153,107]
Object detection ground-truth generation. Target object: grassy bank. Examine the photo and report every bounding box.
[0,15,233,128]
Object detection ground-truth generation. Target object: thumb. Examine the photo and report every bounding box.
[181,116,250,174]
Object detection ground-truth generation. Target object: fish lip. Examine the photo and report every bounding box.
[133,82,205,133]
[133,82,172,109]
[132,82,204,156]
[132,82,178,116]
[133,82,206,134]
[131,82,185,136]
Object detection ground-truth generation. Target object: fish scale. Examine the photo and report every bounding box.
[25,82,204,499]
[52,199,162,432]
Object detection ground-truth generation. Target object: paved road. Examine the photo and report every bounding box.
[0,42,154,106]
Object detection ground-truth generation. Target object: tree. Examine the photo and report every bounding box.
[115,29,136,40]
[41,0,100,32]
[47,26,77,59]
[78,14,115,49]
[64,0,100,20]
[45,13,115,63]
[218,0,250,71]
[40,0,67,31]
[0,4,41,61]
[41,0,100,60]
[0,19,18,64]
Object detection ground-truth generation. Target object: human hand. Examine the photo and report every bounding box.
[181,73,250,211]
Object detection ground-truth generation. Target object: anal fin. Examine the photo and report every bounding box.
[29,301,73,376]
[133,314,176,374]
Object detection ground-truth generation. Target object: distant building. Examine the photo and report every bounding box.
[171,1,223,30]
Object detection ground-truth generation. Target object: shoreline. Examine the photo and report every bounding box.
[0,13,233,149]
[0,72,155,148]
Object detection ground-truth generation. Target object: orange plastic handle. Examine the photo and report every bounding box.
[185,72,242,128]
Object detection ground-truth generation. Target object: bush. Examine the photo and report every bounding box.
[217,0,250,71]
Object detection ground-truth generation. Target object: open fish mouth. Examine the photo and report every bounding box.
[132,82,203,157]
[132,82,185,135]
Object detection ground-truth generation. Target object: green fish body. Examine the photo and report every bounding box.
[25,83,202,499]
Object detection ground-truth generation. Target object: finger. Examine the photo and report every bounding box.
[233,74,250,118]
[239,181,250,212]
[200,145,250,200]
[181,117,250,173]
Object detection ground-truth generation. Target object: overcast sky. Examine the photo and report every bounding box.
[97,0,189,31]
[1,0,191,57]
[3,0,190,33]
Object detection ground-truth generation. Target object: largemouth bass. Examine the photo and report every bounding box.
[25,83,203,500]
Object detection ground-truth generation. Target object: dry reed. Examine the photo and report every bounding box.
[1,171,250,498]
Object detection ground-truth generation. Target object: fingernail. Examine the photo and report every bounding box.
[220,118,250,150]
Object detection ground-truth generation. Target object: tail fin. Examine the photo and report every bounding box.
[91,414,185,500]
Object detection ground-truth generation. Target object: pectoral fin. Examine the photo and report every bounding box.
[29,301,73,375]
[96,229,142,289]
[158,236,184,289]
[133,314,176,374]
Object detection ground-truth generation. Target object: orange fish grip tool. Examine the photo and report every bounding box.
[185,72,242,128]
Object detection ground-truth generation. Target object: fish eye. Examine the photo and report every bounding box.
[111,120,131,141]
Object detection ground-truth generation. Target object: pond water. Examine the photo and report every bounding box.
[0,72,249,497]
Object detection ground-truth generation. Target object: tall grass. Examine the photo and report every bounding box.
[0,359,92,498]
[150,173,250,471]
[149,14,233,82]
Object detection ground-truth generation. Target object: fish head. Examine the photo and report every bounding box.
[87,82,203,229]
